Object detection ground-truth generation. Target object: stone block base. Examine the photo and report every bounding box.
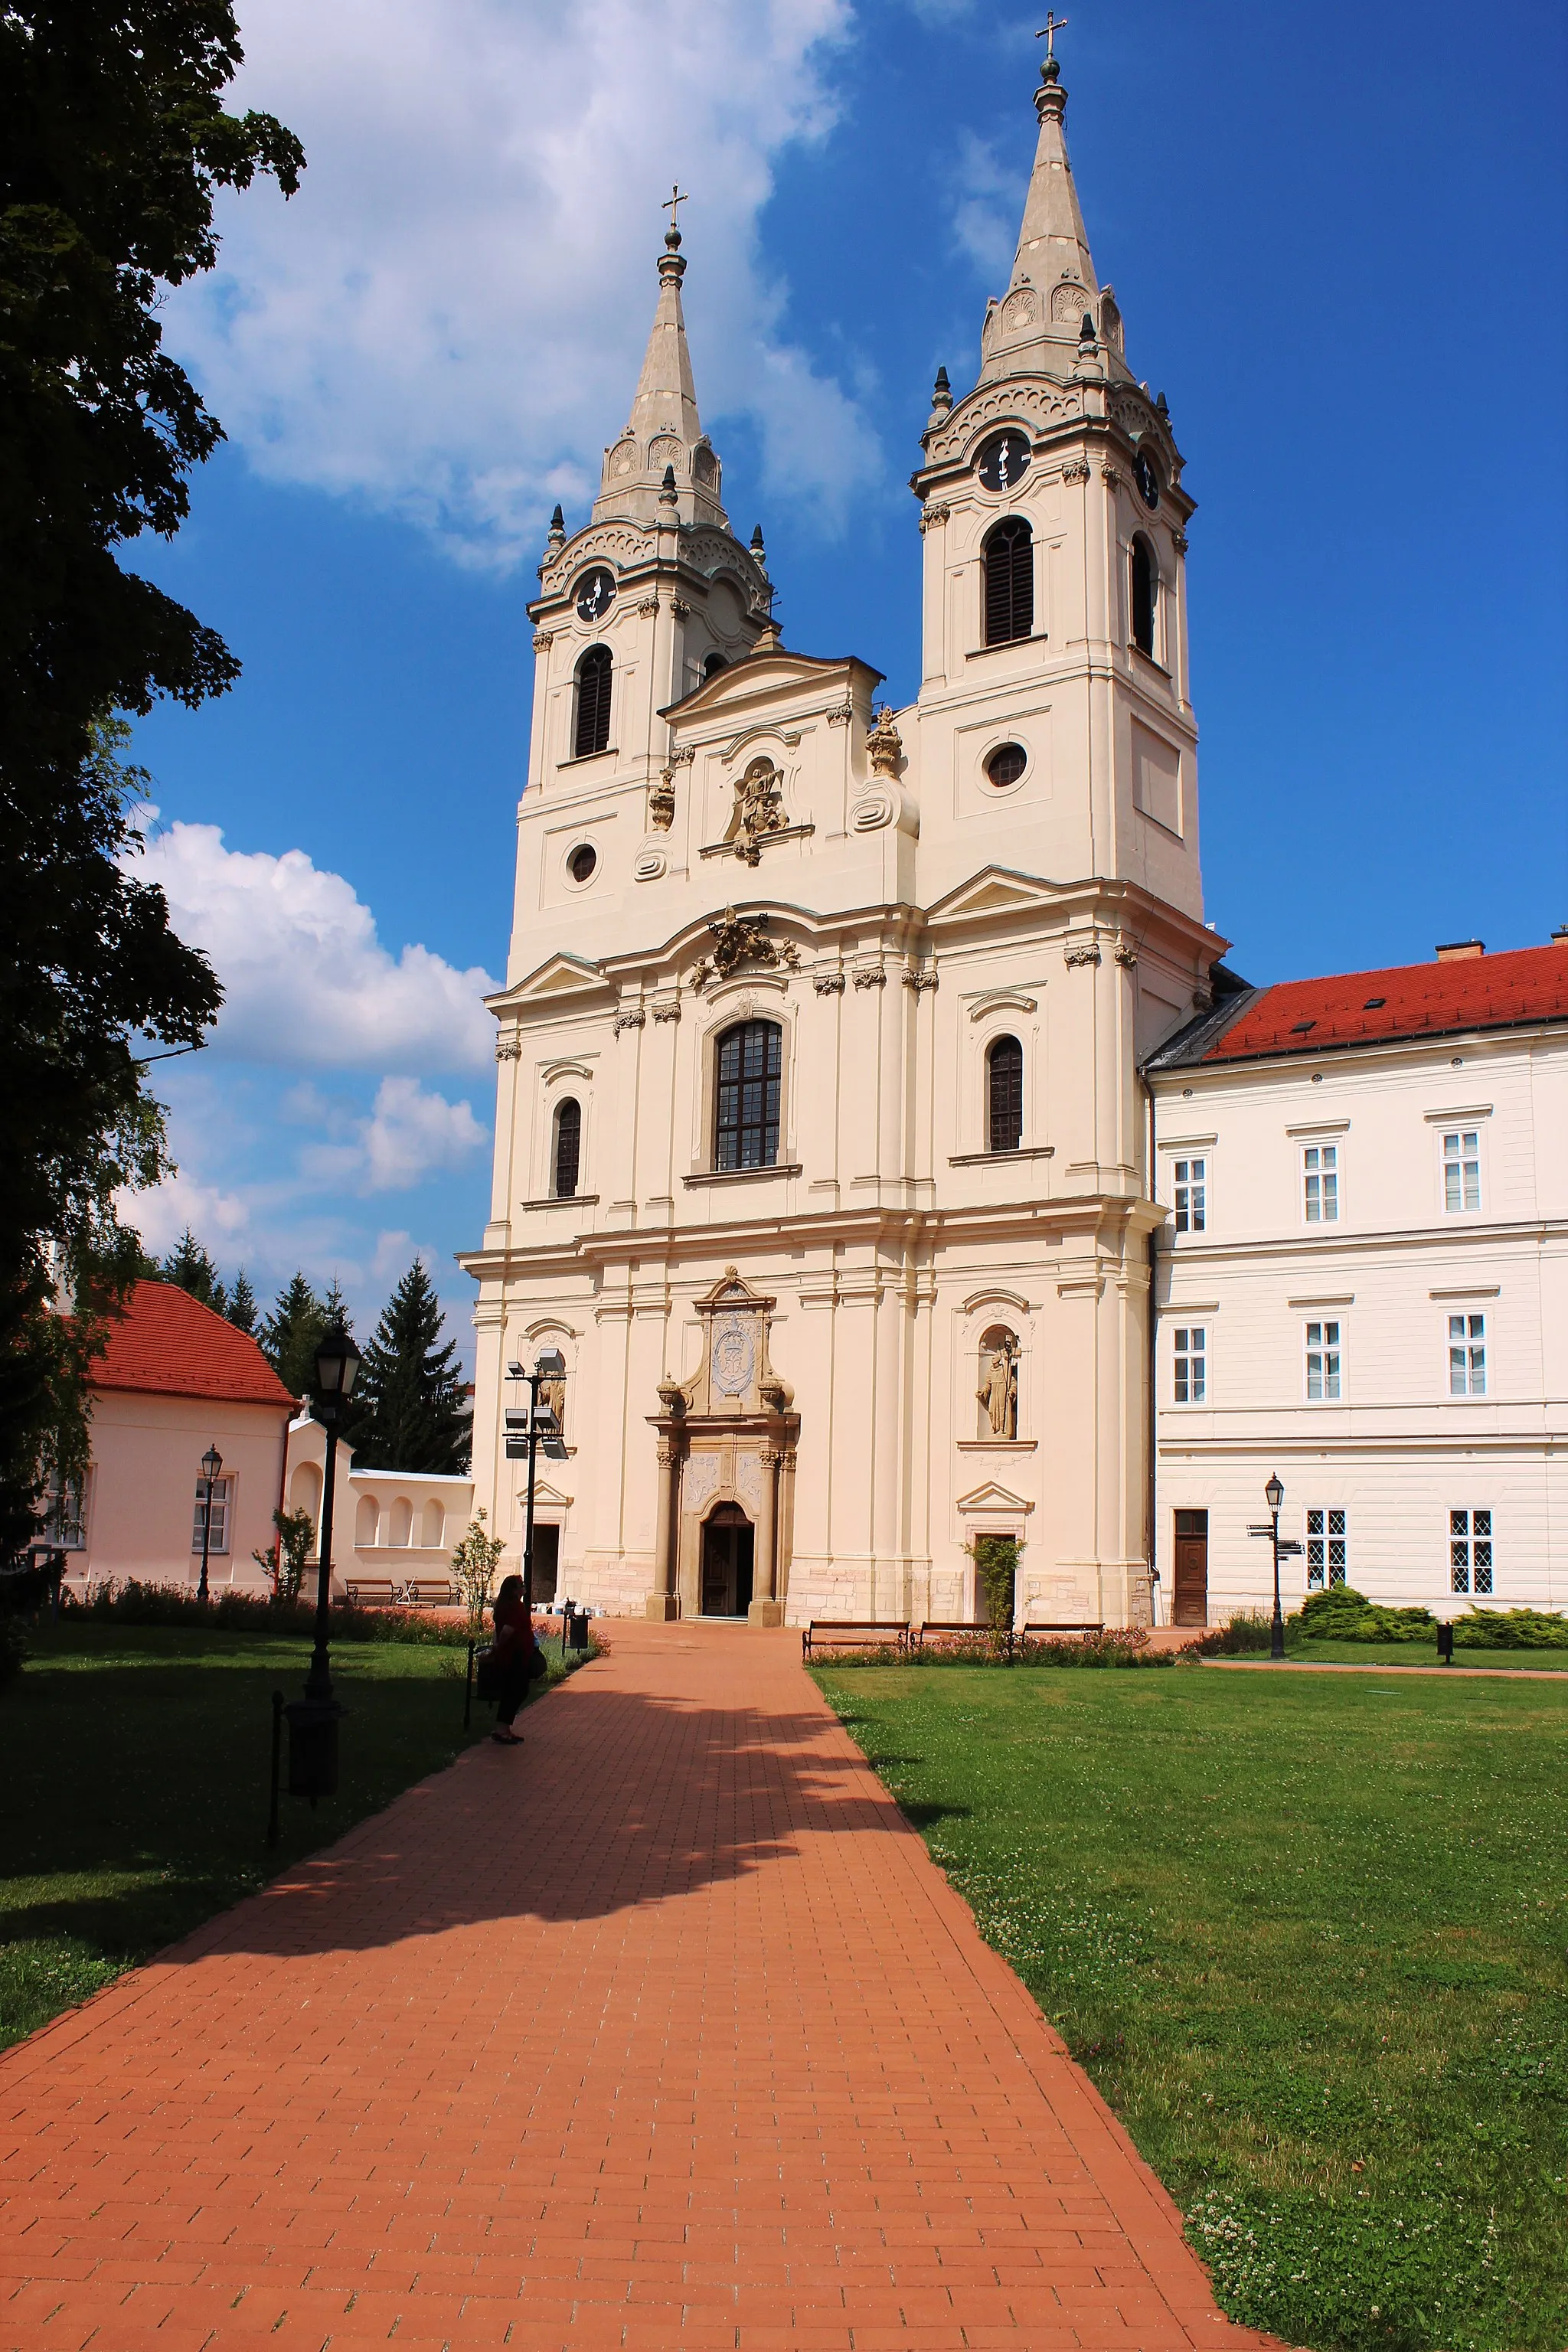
[645,1592,678,1622]
[748,1597,785,1628]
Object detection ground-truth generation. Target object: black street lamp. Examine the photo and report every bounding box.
[1264,1472,1286,1659]
[197,1442,223,1604]
[505,1350,568,1615]
[285,1318,361,1799]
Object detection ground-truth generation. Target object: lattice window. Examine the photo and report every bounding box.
[1450,1508,1493,1596]
[1443,1129,1481,1214]
[1173,1156,1206,1233]
[1173,1327,1206,1404]
[1448,1312,1487,1396]
[1305,1507,1347,1589]
[987,1035,1023,1152]
[714,1020,782,1170]
[1303,1142,1339,1222]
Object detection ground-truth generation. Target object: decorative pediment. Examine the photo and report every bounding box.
[955,1479,1035,1515]
[495,953,611,1009]
[696,1265,774,1312]
[926,867,1060,928]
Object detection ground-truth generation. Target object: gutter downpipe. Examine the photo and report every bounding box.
[1144,1073,1161,1628]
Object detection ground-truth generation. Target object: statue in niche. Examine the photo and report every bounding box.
[975,1328,1019,1440]
[726,758,786,865]
[541,1370,567,1442]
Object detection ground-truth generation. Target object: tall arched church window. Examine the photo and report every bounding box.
[552,1099,581,1199]
[1131,535,1158,658]
[714,1019,782,1170]
[987,1034,1023,1153]
[983,518,1034,646]
[573,644,612,758]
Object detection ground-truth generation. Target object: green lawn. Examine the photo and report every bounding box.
[0,1620,568,2053]
[1288,1639,1568,1672]
[815,1661,1568,2352]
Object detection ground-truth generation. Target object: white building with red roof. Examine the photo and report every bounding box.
[59,1281,299,1590]
[1145,937,1568,1624]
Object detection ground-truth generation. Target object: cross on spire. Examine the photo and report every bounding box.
[1037,11,1068,60]
[662,184,688,240]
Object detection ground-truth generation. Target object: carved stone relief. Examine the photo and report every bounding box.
[690,906,799,991]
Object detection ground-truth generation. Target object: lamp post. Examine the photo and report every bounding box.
[1264,1472,1286,1659]
[285,1318,361,1800]
[505,1350,567,1615]
[197,1442,222,1605]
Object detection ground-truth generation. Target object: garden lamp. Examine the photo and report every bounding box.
[197,1443,223,1606]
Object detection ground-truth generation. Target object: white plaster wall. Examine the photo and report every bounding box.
[67,1391,291,1590]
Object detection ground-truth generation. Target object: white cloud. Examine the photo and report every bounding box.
[303,1077,487,1194]
[170,0,875,564]
[951,129,1018,284]
[132,1167,255,1262]
[129,810,495,1074]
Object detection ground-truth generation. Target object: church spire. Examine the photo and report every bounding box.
[975,39,1129,388]
[591,194,729,529]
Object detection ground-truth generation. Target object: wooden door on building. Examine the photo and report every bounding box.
[1172,1509,1209,1626]
[701,1508,754,1617]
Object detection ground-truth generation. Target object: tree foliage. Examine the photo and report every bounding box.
[351,1262,471,1475]
[0,7,302,1553]
[260,1273,328,1408]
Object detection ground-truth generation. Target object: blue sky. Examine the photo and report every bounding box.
[125,0,1568,1367]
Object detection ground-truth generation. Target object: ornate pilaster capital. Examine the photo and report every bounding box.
[903,969,939,993]
[1060,456,1091,485]
[532,630,556,652]
[495,1034,522,1060]
[813,971,846,995]
[1063,942,1102,969]
[917,502,951,536]
[613,1007,647,1033]
[853,966,888,989]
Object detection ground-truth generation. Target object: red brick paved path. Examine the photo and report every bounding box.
[1,1623,1280,2351]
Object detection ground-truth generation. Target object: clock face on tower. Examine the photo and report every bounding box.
[1134,450,1161,511]
[976,431,1031,492]
[575,567,616,623]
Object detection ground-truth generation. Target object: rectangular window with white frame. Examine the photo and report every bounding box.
[1448,1312,1486,1396]
[1449,1508,1493,1595]
[1305,1319,1341,1401]
[41,1478,86,1551]
[1302,1142,1339,1223]
[1442,1129,1481,1214]
[1173,1325,1207,1403]
[1305,1507,1348,1589]
[1172,1157,1207,1234]
[191,1475,231,1556]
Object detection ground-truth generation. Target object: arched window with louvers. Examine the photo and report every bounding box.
[552,1099,581,1199]
[1130,535,1158,658]
[714,1019,782,1171]
[573,644,612,758]
[982,517,1034,646]
[987,1034,1023,1154]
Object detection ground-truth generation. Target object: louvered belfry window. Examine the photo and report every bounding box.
[553,1099,581,1199]
[983,518,1034,646]
[1131,536,1158,657]
[988,1035,1023,1152]
[573,645,612,758]
[715,1020,782,1170]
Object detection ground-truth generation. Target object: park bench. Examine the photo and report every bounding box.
[344,1576,458,1609]
[912,1619,990,1648]
[1019,1619,1105,1644]
[802,1619,910,1658]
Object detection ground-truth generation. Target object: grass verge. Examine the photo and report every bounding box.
[813,1662,1568,2352]
[0,1619,587,2053]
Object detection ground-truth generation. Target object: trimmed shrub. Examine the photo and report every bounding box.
[1454,1606,1568,1650]
[1195,1609,1276,1656]
[1297,1586,1436,1644]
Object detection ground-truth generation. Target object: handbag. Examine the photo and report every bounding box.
[473,1644,501,1700]
[528,1642,549,1681]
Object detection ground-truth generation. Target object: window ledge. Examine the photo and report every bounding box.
[684,1162,803,1187]
[956,1438,1038,1452]
[948,1145,1055,1166]
[700,825,816,860]
[521,1193,600,1211]
[559,747,618,767]
[967,634,1049,659]
[1131,646,1172,680]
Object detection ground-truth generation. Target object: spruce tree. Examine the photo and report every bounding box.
[162,1227,225,1313]
[227,1269,257,1334]
[352,1262,470,1474]
[260,1272,327,1405]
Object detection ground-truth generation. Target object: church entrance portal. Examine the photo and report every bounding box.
[701,1506,754,1618]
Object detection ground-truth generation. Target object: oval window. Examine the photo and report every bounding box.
[985,743,1027,788]
[567,843,597,884]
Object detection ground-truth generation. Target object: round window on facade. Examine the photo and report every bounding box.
[985,742,1027,789]
[567,843,598,885]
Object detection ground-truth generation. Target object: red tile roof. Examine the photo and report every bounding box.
[90,1282,299,1410]
[1201,942,1568,1063]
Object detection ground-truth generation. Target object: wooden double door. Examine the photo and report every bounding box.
[701,1506,754,1618]
[1172,1509,1209,1627]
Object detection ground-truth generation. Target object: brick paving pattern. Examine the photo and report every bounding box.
[0,1622,1282,2350]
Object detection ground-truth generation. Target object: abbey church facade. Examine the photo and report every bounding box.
[462,54,1568,1628]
